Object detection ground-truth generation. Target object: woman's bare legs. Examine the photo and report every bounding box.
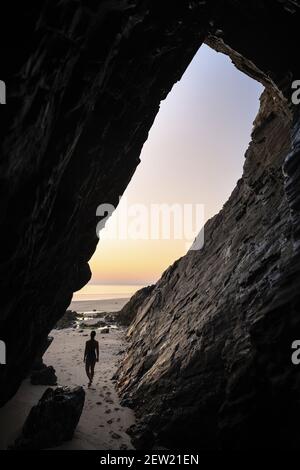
[85,362,92,386]
[90,362,95,383]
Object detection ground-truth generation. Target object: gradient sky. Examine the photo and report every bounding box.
[86,44,263,287]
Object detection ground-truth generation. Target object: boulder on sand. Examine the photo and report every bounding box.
[79,319,107,329]
[55,310,79,329]
[11,386,85,450]
[31,336,54,371]
[100,327,110,334]
[30,365,57,386]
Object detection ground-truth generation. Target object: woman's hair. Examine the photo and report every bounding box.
[91,330,96,339]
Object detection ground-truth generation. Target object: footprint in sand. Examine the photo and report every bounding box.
[105,409,111,414]
[96,402,102,405]
[110,432,121,440]
[107,419,113,424]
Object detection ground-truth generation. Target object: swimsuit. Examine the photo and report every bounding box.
[85,341,97,365]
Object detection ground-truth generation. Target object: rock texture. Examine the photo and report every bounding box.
[30,365,57,386]
[55,310,78,329]
[118,285,155,325]
[31,336,54,371]
[0,0,300,451]
[11,386,85,450]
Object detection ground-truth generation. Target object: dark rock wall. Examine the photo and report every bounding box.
[0,1,300,450]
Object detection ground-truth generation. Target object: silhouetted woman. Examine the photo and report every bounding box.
[84,330,99,387]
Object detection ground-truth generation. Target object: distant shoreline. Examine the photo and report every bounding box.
[71,284,144,305]
[69,297,129,313]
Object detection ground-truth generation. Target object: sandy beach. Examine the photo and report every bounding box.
[0,298,135,450]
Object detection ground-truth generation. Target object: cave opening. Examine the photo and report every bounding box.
[73,44,263,303]
[38,42,266,450]
[0,0,299,451]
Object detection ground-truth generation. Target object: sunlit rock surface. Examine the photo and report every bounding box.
[118,285,155,326]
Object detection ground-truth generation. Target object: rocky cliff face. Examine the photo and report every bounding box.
[118,285,155,326]
[117,89,300,449]
[0,1,300,450]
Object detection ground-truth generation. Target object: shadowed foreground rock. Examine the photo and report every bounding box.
[31,336,54,371]
[30,365,57,386]
[11,387,85,450]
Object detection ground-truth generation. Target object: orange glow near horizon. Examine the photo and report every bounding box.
[89,238,188,286]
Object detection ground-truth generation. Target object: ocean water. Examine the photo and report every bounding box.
[72,284,144,302]
[70,284,144,313]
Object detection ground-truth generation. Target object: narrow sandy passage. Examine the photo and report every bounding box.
[44,327,135,450]
[0,326,135,450]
